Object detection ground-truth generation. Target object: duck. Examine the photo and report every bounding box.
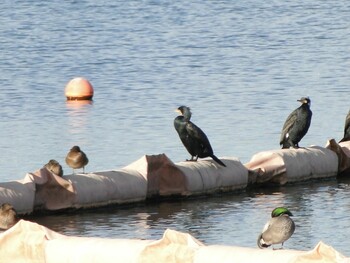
[280,97,312,149]
[257,207,295,249]
[174,106,226,167]
[0,203,18,230]
[44,159,63,177]
[65,145,89,174]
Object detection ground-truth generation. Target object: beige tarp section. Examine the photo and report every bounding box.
[0,154,248,213]
[46,235,152,263]
[0,220,64,262]
[0,168,76,214]
[125,154,248,196]
[193,242,348,263]
[138,228,204,263]
[66,169,147,209]
[124,154,187,196]
[0,176,35,214]
[326,139,350,176]
[0,166,148,214]
[0,149,344,214]
[176,156,248,195]
[0,220,347,263]
[245,146,338,185]
[32,168,75,211]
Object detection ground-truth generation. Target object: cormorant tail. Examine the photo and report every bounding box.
[210,154,226,167]
[281,141,293,149]
[339,137,348,143]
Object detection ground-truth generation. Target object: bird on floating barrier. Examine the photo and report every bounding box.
[257,207,295,249]
[280,97,312,149]
[0,203,18,230]
[44,159,63,177]
[339,110,350,143]
[65,146,89,174]
[174,105,226,167]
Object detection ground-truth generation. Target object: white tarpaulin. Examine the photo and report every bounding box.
[245,146,338,185]
[0,220,347,263]
[125,154,248,196]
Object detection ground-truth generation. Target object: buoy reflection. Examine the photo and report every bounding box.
[65,100,93,135]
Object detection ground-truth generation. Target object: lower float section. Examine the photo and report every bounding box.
[0,220,346,263]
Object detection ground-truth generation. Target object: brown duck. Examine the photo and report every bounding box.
[44,159,63,177]
[65,145,89,174]
[0,203,18,229]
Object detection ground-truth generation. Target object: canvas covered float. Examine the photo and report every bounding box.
[245,145,339,185]
[1,140,350,214]
[0,220,347,263]
[244,140,350,186]
[0,154,247,215]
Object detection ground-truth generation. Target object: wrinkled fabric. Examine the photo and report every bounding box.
[326,139,350,176]
[194,242,348,263]
[0,220,347,263]
[0,150,344,214]
[139,229,204,263]
[0,220,64,263]
[245,146,338,185]
[46,236,152,263]
[124,154,188,196]
[31,168,75,211]
[126,154,248,197]
[0,174,36,214]
[67,169,147,209]
[176,156,248,195]
[295,241,349,263]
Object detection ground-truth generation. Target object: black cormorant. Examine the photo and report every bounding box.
[280,97,312,149]
[174,106,226,167]
[65,145,89,174]
[339,110,350,143]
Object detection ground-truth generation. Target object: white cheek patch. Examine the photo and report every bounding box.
[286,133,289,139]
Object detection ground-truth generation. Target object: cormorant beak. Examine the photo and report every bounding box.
[175,109,182,115]
[297,98,308,104]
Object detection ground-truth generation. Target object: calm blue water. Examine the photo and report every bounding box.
[1,0,350,256]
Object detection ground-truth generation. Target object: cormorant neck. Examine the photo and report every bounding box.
[182,108,192,121]
[301,103,310,109]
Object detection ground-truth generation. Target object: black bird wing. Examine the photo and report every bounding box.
[340,111,350,142]
[280,109,298,145]
[345,116,350,134]
[185,121,213,155]
[343,111,350,135]
[185,120,226,167]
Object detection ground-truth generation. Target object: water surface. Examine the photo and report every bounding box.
[1,0,350,256]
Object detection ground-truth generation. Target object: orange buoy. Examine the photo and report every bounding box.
[65,77,94,101]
